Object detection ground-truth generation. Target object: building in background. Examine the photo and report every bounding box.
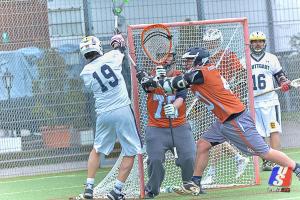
[0,0,50,51]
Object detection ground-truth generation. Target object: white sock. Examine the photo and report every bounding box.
[114,179,124,194]
[86,178,95,185]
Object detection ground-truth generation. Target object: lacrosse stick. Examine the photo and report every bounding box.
[112,0,138,69]
[254,78,300,97]
[141,24,178,159]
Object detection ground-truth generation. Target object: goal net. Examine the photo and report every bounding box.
[93,18,259,199]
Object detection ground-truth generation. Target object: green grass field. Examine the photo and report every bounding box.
[1,148,300,200]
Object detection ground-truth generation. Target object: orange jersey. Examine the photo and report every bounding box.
[147,70,187,128]
[190,64,245,123]
[210,50,243,81]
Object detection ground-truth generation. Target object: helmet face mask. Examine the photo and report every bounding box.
[80,36,103,58]
[249,31,266,55]
[203,29,223,51]
[182,47,210,69]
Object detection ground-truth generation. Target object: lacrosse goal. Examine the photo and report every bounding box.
[93,18,259,199]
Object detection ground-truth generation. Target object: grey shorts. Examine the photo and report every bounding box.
[201,111,270,156]
[94,105,142,156]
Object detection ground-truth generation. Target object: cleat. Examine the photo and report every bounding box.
[174,181,205,196]
[83,184,93,199]
[107,189,126,200]
[236,157,249,178]
[144,191,155,199]
[262,160,274,171]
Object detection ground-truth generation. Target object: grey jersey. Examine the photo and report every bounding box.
[80,49,131,114]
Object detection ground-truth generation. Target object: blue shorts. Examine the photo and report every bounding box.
[201,111,270,156]
[94,105,142,156]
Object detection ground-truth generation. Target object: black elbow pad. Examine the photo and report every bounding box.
[183,70,204,85]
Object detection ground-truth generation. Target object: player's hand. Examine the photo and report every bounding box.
[110,34,126,49]
[136,70,148,83]
[164,104,176,118]
[140,76,158,92]
[159,77,174,94]
[280,80,291,92]
[155,65,166,78]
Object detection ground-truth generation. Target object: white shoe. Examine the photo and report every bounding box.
[236,157,249,178]
[201,175,213,185]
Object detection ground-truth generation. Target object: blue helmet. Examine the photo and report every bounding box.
[182,47,210,66]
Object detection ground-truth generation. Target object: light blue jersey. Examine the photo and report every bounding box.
[80,49,131,114]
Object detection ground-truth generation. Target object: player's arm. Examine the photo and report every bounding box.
[274,70,291,92]
[161,69,204,93]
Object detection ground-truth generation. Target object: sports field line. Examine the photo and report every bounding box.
[0,185,81,196]
[0,170,110,184]
[274,197,300,200]
[286,151,300,155]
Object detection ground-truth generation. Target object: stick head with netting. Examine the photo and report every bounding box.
[141,24,173,65]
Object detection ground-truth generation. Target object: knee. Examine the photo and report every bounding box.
[147,158,164,167]
[196,139,211,153]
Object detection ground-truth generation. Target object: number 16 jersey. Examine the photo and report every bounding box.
[251,52,282,108]
[80,50,131,114]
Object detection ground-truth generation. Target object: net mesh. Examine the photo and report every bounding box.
[94,20,257,198]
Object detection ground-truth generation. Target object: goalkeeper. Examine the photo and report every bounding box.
[136,51,196,198]
[140,47,300,195]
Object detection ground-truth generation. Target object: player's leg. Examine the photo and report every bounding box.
[84,112,117,199]
[268,105,282,150]
[177,121,226,195]
[254,107,272,171]
[173,123,196,182]
[260,105,282,170]
[222,142,249,178]
[223,111,300,180]
[107,106,142,200]
[144,126,170,198]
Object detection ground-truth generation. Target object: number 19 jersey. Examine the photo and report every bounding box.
[251,52,282,108]
[80,50,131,114]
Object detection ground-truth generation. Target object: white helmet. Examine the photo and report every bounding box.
[203,29,223,49]
[249,31,266,55]
[80,36,103,56]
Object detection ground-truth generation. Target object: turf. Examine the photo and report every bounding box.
[0,149,300,200]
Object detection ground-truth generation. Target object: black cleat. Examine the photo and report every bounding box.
[107,189,126,200]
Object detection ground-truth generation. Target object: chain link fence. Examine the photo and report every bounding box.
[0,0,299,177]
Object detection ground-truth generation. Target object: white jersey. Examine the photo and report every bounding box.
[251,52,281,108]
[80,49,131,114]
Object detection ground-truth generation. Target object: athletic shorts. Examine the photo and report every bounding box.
[201,111,270,156]
[255,105,282,137]
[94,105,142,156]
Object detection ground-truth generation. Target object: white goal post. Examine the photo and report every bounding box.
[93,18,260,199]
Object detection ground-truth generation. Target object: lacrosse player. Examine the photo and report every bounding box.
[140,47,300,195]
[136,51,196,198]
[250,31,291,171]
[198,29,249,184]
[79,34,142,200]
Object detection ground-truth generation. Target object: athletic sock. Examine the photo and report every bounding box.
[86,178,95,185]
[191,176,202,186]
[113,179,124,194]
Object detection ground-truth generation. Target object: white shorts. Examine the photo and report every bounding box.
[255,105,282,138]
[94,105,142,156]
